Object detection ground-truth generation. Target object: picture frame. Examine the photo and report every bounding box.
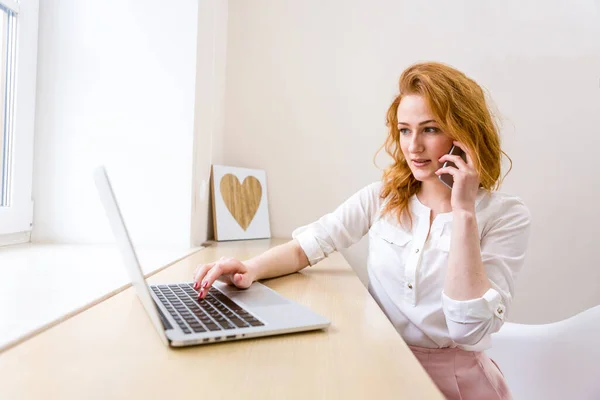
[210,165,271,241]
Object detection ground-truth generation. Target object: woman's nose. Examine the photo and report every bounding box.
[408,135,423,153]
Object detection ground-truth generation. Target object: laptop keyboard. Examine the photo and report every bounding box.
[151,283,265,335]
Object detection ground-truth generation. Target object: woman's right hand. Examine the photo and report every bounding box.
[192,256,256,299]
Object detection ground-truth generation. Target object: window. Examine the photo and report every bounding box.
[1,3,18,207]
[0,0,38,240]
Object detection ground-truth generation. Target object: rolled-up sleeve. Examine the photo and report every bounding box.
[442,197,532,347]
[292,182,382,265]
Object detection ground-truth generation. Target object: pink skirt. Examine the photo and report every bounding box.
[409,345,512,400]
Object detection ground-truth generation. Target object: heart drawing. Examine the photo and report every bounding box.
[219,173,262,231]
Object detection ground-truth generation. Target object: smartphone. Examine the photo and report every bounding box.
[438,145,467,189]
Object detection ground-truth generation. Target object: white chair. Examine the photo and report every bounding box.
[486,305,600,400]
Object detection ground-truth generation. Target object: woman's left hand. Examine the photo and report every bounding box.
[435,141,480,213]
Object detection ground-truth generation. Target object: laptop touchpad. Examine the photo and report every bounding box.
[227,287,290,308]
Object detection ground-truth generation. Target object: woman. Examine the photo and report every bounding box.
[193,62,530,400]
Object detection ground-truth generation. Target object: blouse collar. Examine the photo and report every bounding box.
[409,189,488,224]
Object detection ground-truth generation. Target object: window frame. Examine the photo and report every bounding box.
[0,0,38,241]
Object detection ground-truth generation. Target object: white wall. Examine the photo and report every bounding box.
[190,0,228,246]
[32,0,199,246]
[222,0,600,323]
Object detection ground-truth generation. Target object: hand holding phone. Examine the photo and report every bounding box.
[438,145,467,189]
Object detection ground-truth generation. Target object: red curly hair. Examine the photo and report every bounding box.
[378,62,511,226]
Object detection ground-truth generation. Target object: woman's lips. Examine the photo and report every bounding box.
[412,159,431,168]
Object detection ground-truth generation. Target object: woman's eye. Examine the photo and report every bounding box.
[424,127,440,133]
[399,128,410,135]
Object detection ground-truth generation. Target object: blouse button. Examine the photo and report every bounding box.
[407,283,413,289]
[494,304,506,319]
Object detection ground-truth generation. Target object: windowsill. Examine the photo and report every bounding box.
[0,231,31,247]
[0,243,202,352]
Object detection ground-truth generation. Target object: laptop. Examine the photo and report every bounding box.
[94,166,330,347]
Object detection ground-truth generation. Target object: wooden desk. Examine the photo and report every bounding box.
[0,239,443,399]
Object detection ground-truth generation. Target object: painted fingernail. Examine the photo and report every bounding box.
[202,281,208,289]
[193,282,199,290]
[198,290,203,299]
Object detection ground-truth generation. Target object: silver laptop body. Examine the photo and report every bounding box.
[94,166,330,347]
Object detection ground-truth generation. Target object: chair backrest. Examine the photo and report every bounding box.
[486,305,600,400]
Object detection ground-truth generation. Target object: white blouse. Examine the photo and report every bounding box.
[292,182,531,351]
